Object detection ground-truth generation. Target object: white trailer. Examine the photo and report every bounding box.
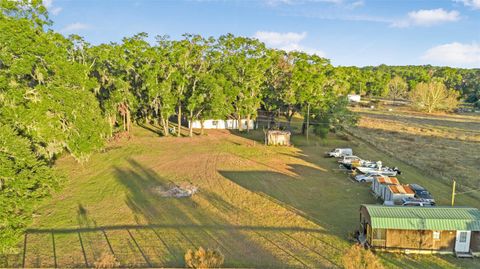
[327,148,353,158]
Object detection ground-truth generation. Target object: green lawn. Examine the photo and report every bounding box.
[21,125,479,268]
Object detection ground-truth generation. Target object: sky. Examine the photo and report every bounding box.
[45,0,480,68]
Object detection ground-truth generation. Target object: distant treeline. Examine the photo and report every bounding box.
[340,65,479,103]
[0,0,479,253]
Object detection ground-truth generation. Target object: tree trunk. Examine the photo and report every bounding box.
[189,112,194,137]
[200,120,204,135]
[286,111,294,130]
[266,111,272,129]
[177,103,182,137]
[122,114,126,131]
[306,103,310,142]
[246,114,251,132]
[237,113,243,131]
[126,110,131,132]
[159,116,169,137]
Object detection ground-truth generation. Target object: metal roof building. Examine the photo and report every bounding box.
[359,205,480,256]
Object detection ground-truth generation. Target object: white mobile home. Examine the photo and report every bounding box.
[371,176,400,198]
[189,119,255,130]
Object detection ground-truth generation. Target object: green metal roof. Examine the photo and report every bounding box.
[362,205,480,231]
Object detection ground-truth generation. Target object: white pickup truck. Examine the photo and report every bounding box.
[338,155,361,165]
[327,148,353,158]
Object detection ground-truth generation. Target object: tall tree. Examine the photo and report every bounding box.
[387,76,407,103]
[217,34,268,131]
[410,80,460,113]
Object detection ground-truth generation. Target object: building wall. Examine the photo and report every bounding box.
[384,229,456,251]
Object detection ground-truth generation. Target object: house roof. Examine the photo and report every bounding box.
[388,185,415,194]
[362,205,480,231]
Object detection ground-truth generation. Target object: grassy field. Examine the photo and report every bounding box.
[18,121,480,268]
[350,106,480,191]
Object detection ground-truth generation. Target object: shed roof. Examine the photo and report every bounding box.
[362,205,480,231]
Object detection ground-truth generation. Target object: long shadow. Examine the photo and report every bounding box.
[109,159,293,268]
[27,224,328,234]
[137,122,164,136]
[219,167,376,238]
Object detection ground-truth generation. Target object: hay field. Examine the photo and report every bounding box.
[350,106,480,192]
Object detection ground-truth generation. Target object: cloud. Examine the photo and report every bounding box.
[42,0,62,16]
[254,31,326,56]
[455,0,480,10]
[61,22,91,33]
[51,7,62,15]
[391,8,460,28]
[264,0,364,8]
[265,0,341,5]
[254,31,307,46]
[43,0,53,8]
[422,42,480,68]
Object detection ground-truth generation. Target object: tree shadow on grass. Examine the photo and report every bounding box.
[110,159,297,268]
[219,165,376,238]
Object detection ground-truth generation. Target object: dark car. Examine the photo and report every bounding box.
[409,184,435,205]
[401,197,434,207]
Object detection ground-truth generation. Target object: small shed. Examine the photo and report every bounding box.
[359,205,480,255]
[383,185,415,204]
[266,130,291,146]
[371,176,400,198]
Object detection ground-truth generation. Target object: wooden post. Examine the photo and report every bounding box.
[451,179,456,207]
[22,233,27,268]
[306,103,310,143]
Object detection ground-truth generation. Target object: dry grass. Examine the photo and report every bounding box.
[350,106,480,190]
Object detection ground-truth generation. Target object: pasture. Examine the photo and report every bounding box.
[350,106,480,191]
[20,124,480,268]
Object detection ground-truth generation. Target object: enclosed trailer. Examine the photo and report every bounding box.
[371,176,400,198]
[383,184,415,204]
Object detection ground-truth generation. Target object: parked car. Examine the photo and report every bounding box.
[401,197,434,207]
[354,172,382,183]
[327,148,353,158]
[408,184,435,205]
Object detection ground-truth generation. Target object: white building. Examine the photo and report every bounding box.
[189,119,255,130]
[347,94,361,103]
